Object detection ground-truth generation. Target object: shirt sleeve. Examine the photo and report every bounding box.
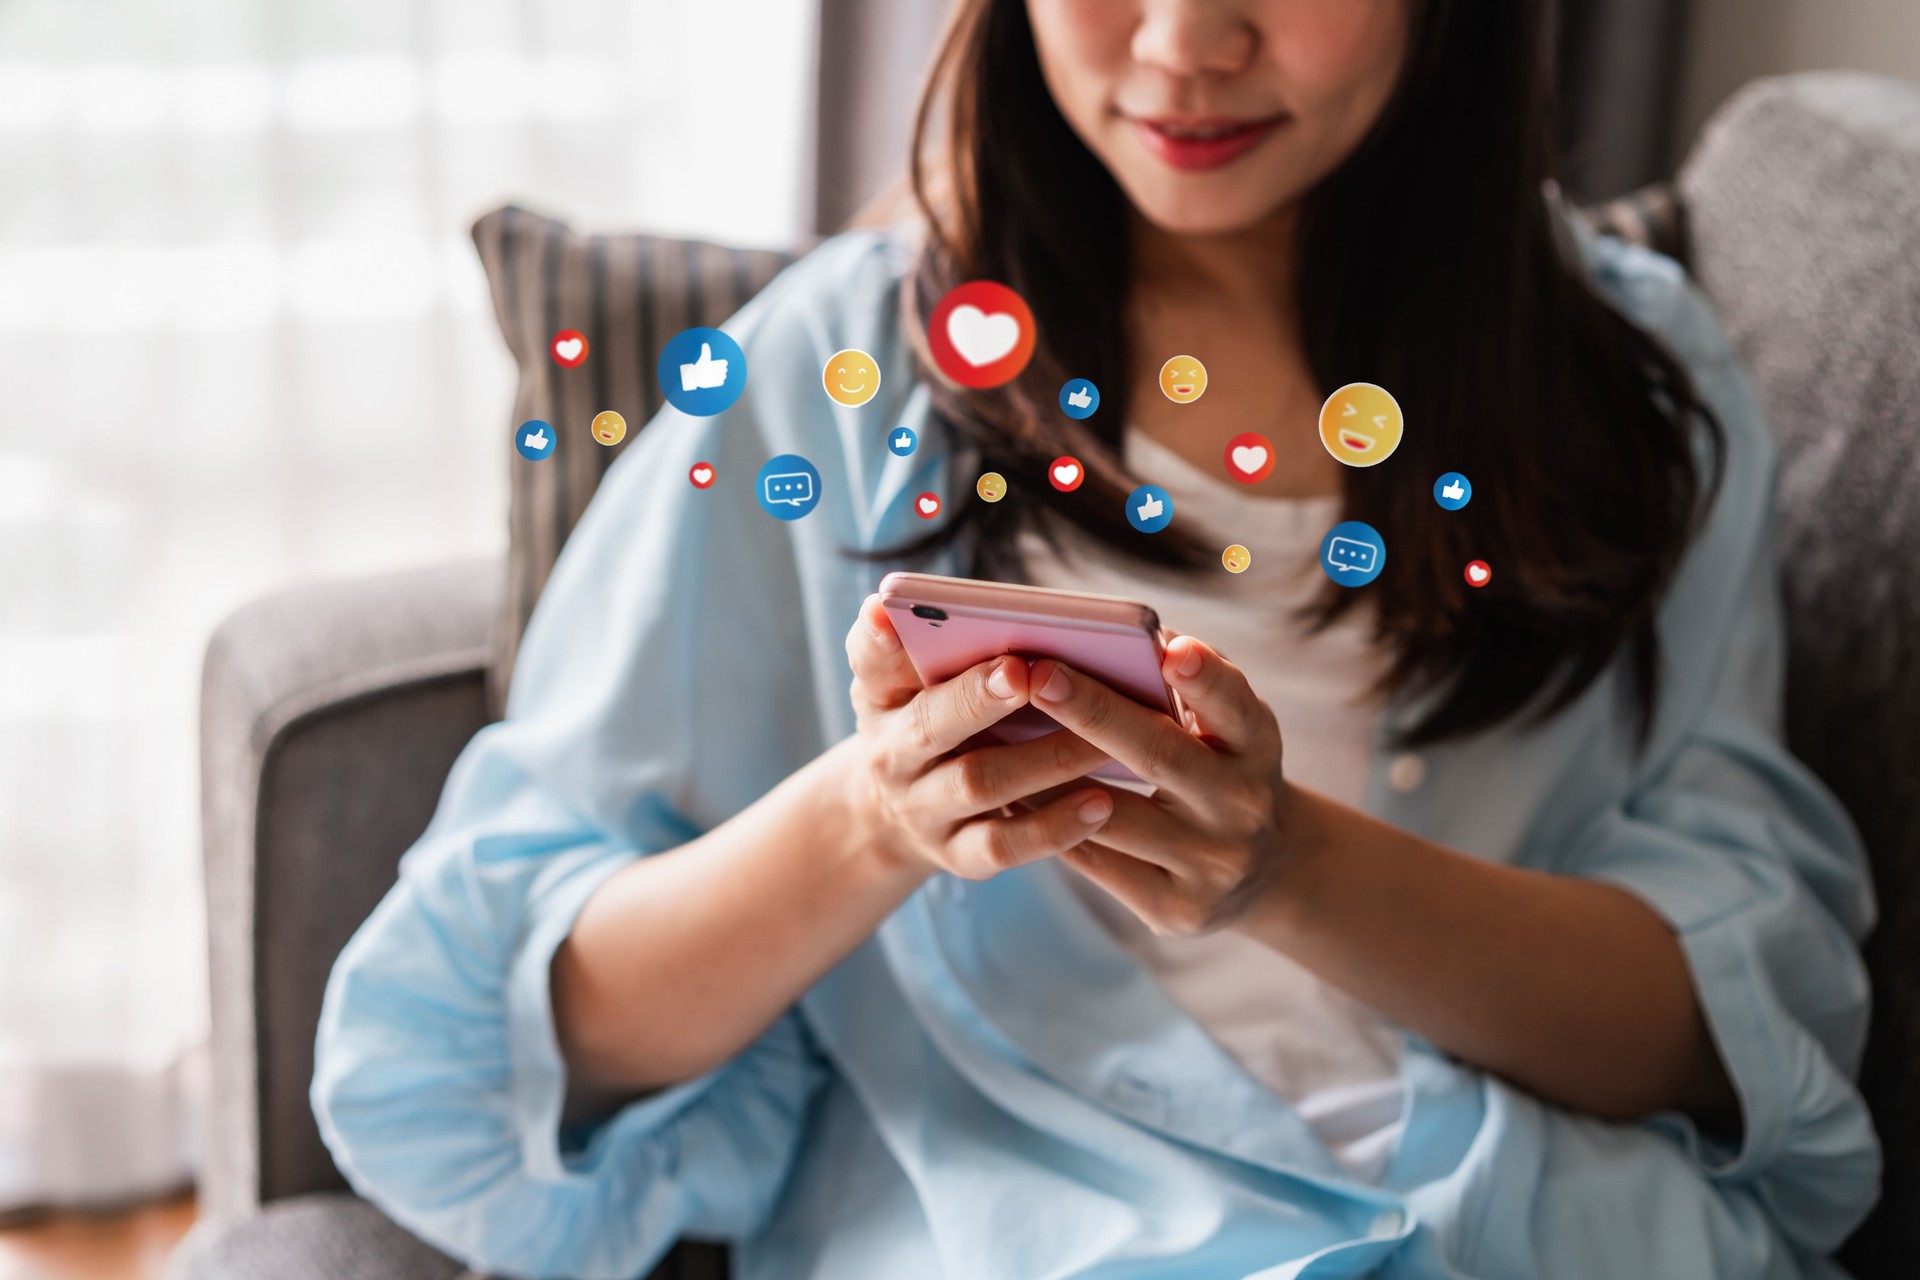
[1552,237,1880,1253]
[310,231,913,1280]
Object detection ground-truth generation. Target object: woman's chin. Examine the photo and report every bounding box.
[1118,178,1300,239]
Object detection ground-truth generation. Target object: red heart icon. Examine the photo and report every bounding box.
[1464,560,1491,588]
[550,330,589,368]
[1048,456,1084,492]
[1224,432,1275,484]
[916,492,941,519]
[689,462,716,489]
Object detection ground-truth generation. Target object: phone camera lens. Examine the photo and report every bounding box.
[910,605,948,621]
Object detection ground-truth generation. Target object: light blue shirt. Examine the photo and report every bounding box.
[312,226,1878,1279]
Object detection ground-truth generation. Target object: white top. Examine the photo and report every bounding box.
[1017,429,1407,1182]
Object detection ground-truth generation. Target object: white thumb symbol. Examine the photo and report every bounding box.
[525,428,547,449]
[680,341,729,392]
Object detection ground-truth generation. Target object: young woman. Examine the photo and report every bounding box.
[313,2,1877,1276]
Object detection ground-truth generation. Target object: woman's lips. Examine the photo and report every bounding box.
[1129,114,1287,171]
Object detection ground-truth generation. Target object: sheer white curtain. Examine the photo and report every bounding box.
[0,0,815,1210]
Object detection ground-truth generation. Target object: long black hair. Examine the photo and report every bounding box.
[893,0,1720,747]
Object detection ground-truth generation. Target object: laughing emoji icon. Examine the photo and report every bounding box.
[590,410,627,446]
[1158,354,1208,404]
[1318,382,1404,468]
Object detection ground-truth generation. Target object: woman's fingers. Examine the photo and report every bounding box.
[1028,658,1211,793]
[909,729,1113,817]
[1011,782,1191,873]
[1059,841,1176,921]
[895,654,1031,761]
[948,788,1114,879]
[1159,635,1278,753]
[846,595,923,710]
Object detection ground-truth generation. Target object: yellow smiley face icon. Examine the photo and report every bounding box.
[976,471,1007,503]
[823,348,882,408]
[1158,354,1208,404]
[590,410,627,446]
[1221,544,1251,574]
[1318,382,1404,467]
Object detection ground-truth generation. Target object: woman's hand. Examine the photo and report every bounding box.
[841,594,1118,882]
[1027,634,1297,937]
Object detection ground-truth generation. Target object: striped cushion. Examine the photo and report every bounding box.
[470,206,797,712]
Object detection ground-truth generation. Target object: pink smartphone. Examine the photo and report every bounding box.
[877,571,1185,781]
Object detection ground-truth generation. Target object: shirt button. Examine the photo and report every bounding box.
[1387,753,1426,792]
[1369,1207,1406,1237]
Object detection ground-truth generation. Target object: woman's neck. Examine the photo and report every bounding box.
[1126,202,1302,315]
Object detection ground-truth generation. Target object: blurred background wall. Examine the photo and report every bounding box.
[1676,0,1920,155]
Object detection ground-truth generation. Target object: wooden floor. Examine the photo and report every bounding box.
[0,1193,196,1280]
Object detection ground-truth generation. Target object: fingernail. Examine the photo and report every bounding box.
[1077,794,1113,825]
[1036,664,1071,702]
[1175,641,1203,678]
[987,662,1016,699]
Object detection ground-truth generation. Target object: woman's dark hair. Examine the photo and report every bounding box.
[891,0,1721,747]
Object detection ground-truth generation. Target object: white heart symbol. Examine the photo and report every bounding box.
[1230,445,1268,475]
[918,496,937,514]
[946,304,1020,367]
[554,337,582,360]
[1469,565,1488,582]
[692,467,712,484]
[1052,462,1079,486]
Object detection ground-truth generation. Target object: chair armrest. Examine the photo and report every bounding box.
[197,558,502,1227]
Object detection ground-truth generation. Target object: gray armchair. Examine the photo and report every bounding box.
[177,73,1920,1280]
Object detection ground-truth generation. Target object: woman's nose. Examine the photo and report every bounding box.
[1130,0,1259,79]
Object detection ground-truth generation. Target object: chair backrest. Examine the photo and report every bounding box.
[1677,72,1920,1275]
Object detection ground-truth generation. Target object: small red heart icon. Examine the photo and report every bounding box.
[1464,560,1491,587]
[551,330,589,368]
[689,462,716,489]
[916,492,941,518]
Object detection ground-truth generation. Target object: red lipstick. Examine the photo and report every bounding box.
[1129,114,1287,171]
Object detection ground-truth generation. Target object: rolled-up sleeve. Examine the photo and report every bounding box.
[1559,570,1878,1251]
[307,235,910,1278]
[312,787,828,1278]
[1552,237,1880,1253]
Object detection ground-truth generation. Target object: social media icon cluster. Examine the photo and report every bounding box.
[533,289,1496,590]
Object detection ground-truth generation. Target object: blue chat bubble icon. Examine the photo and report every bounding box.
[1319,520,1386,587]
[755,454,822,521]
[764,472,814,505]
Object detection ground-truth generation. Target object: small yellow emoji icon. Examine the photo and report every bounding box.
[1222,544,1252,574]
[590,410,627,446]
[1318,382,1404,467]
[1159,354,1208,404]
[976,471,1008,503]
[823,348,882,407]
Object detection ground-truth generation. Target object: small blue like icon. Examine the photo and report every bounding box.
[756,453,822,521]
[1059,378,1100,420]
[1320,520,1386,587]
[887,426,918,456]
[515,419,556,462]
[1433,471,1472,510]
[1125,483,1174,534]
